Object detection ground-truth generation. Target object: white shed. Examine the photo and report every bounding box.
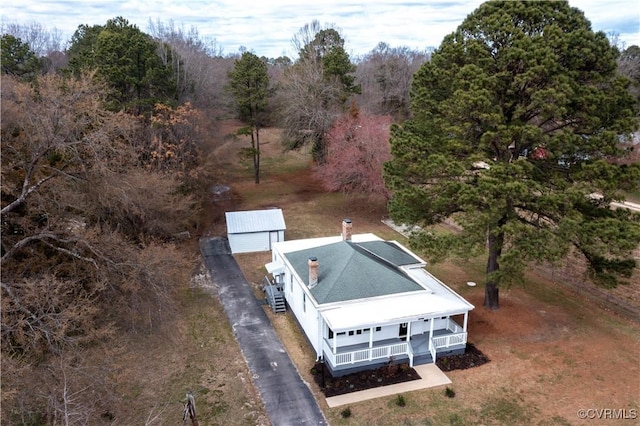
[225,209,286,254]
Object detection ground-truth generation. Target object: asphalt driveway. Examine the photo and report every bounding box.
[199,236,327,426]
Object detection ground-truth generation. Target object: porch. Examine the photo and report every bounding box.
[322,337,412,376]
[322,319,467,376]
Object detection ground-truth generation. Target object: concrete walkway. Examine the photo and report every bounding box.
[324,364,451,408]
[199,237,327,426]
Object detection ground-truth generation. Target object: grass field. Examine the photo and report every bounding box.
[101,122,638,425]
[224,125,639,426]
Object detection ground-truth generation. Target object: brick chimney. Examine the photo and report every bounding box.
[308,257,318,288]
[342,219,352,241]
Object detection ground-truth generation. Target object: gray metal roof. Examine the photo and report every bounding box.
[284,241,424,304]
[225,209,286,234]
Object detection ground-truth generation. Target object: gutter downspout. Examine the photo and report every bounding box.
[317,313,323,361]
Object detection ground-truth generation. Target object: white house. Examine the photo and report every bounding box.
[226,209,286,254]
[267,219,474,376]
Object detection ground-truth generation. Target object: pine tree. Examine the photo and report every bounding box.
[385,0,640,309]
[227,52,270,183]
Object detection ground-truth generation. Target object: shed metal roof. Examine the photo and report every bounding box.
[225,209,286,234]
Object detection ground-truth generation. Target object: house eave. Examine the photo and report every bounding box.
[319,290,473,332]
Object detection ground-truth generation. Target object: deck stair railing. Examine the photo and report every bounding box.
[262,276,286,313]
[428,339,437,363]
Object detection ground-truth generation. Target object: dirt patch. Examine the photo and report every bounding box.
[312,362,420,398]
[436,344,490,371]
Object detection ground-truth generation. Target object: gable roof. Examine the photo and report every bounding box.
[284,240,425,304]
[225,209,286,234]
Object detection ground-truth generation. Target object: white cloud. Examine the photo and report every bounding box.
[1,0,638,57]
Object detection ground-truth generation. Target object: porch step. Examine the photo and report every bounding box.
[271,295,286,313]
[263,278,286,313]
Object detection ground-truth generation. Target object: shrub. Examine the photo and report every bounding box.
[340,407,352,418]
[395,394,406,407]
[445,387,456,398]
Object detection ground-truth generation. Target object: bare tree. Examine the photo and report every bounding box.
[0,72,123,338]
[354,42,430,119]
[137,102,205,176]
[147,19,232,108]
[276,20,358,163]
[1,70,202,424]
[0,20,67,56]
[1,72,198,352]
[291,20,326,57]
[82,169,200,241]
[1,72,134,256]
[275,57,344,159]
[2,349,119,425]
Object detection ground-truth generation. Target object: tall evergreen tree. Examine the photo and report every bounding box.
[67,17,176,114]
[299,28,359,96]
[227,51,270,184]
[385,1,640,310]
[1,34,42,80]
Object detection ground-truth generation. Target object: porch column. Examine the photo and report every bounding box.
[407,322,413,367]
[463,312,469,333]
[429,317,434,349]
[333,333,337,354]
[369,328,373,361]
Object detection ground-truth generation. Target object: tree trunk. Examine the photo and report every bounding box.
[484,225,504,310]
[484,281,499,310]
[254,126,260,184]
[314,132,328,164]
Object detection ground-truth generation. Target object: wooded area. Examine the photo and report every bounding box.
[1,2,639,422]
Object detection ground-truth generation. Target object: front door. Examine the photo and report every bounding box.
[399,323,408,341]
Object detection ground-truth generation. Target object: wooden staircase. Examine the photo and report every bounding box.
[263,276,286,313]
[270,291,286,313]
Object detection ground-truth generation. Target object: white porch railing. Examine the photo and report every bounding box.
[444,318,463,333]
[429,318,467,360]
[324,340,414,367]
[431,332,467,350]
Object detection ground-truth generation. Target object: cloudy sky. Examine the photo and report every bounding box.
[2,1,638,58]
